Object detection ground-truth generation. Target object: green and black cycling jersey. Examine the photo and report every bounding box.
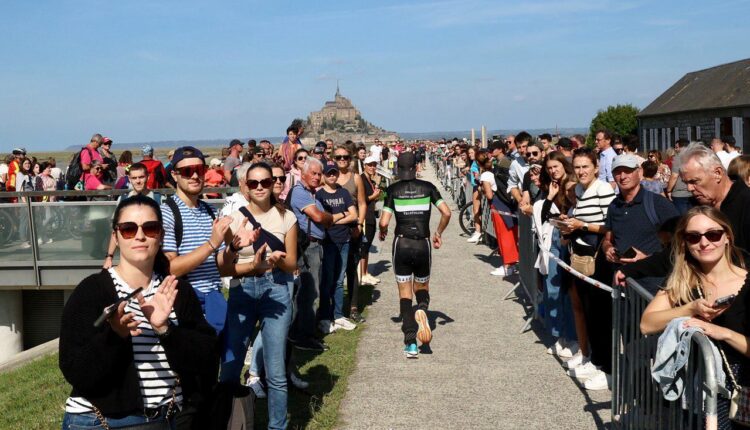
[383,179,444,239]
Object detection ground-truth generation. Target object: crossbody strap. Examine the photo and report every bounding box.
[696,282,738,387]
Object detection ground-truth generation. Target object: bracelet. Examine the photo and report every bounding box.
[105,254,114,259]
[207,241,218,252]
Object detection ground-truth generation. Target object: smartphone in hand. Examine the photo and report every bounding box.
[714,294,737,308]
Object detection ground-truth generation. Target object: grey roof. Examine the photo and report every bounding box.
[638,58,750,117]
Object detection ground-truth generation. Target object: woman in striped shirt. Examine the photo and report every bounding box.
[557,147,616,389]
[59,194,219,429]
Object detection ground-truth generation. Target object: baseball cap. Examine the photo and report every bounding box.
[171,146,206,167]
[323,162,339,175]
[313,145,326,154]
[364,155,379,164]
[229,139,244,148]
[12,147,26,155]
[209,158,222,167]
[142,144,154,156]
[611,154,640,171]
[102,137,113,145]
[397,152,417,180]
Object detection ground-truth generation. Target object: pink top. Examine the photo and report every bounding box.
[84,172,105,190]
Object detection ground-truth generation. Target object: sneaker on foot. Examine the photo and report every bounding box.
[294,338,329,352]
[363,274,381,285]
[246,375,267,399]
[318,320,337,334]
[567,362,601,380]
[546,340,564,356]
[467,232,481,243]
[404,343,418,359]
[289,372,309,390]
[562,352,588,369]
[350,311,366,323]
[490,267,506,276]
[334,317,356,331]
[505,265,517,277]
[415,309,432,345]
[584,371,611,391]
[557,344,577,359]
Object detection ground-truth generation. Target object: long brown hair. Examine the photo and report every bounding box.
[664,206,745,305]
[540,151,576,214]
[245,162,286,215]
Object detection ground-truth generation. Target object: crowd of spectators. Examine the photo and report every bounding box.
[433,130,750,425]
[38,121,430,429]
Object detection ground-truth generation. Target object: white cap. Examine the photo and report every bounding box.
[209,158,222,167]
[364,155,379,164]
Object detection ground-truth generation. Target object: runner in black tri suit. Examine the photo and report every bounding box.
[379,152,451,358]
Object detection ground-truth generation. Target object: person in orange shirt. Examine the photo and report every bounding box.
[204,158,226,198]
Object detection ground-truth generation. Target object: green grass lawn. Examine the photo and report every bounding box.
[0,284,374,430]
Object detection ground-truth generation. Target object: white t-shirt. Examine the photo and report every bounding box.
[717,150,740,170]
[479,171,497,192]
[0,163,8,183]
[370,144,383,160]
[50,167,62,181]
[229,206,297,265]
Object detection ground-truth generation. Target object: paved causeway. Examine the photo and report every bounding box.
[337,164,611,430]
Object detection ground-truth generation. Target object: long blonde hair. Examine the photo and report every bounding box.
[664,206,745,305]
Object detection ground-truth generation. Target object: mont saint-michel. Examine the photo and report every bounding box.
[302,85,400,145]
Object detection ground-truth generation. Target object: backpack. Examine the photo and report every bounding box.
[165,196,216,249]
[65,147,93,190]
[492,158,515,208]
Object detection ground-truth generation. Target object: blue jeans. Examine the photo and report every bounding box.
[291,241,323,340]
[249,281,294,377]
[542,229,575,341]
[220,270,292,430]
[62,409,174,429]
[321,241,349,321]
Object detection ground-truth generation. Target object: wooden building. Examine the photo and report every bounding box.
[638,58,750,153]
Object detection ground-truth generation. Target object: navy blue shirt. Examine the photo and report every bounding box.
[316,186,354,244]
[605,187,679,255]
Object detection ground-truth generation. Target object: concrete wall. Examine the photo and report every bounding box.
[0,291,24,363]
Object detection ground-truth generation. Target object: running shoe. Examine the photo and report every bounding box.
[562,352,588,369]
[245,375,267,399]
[350,311,366,323]
[334,317,356,331]
[363,274,381,285]
[404,343,418,359]
[567,362,601,380]
[415,309,432,345]
[467,232,481,243]
[318,320,337,334]
[584,371,611,391]
[490,267,506,276]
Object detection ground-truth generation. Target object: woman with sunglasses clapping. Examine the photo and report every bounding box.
[641,206,749,429]
[220,162,298,430]
[59,194,219,429]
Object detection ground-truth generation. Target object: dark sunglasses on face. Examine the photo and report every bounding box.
[527,151,540,156]
[365,162,378,167]
[297,156,308,161]
[684,229,725,245]
[176,164,207,178]
[273,175,286,183]
[246,178,274,189]
[116,221,162,239]
[334,155,351,161]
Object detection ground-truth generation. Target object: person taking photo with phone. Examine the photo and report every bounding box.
[59,194,219,429]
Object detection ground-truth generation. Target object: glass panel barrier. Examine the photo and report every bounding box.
[32,201,118,262]
[0,203,34,262]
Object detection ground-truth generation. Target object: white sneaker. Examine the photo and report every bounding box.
[334,317,356,331]
[20,242,31,249]
[567,362,601,380]
[546,339,567,356]
[467,232,481,243]
[584,371,611,391]
[490,267,506,276]
[562,352,589,369]
[289,372,309,390]
[245,375,267,399]
[318,320,337,334]
[365,274,381,284]
[558,341,578,359]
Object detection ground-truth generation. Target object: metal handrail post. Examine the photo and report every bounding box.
[25,197,40,286]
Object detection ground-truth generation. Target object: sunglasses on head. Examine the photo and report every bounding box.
[246,178,274,189]
[684,229,725,245]
[334,155,351,161]
[273,175,286,183]
[116,221,162,239]
[176,164,207,178]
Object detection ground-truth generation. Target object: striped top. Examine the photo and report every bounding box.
[65,269,182,413]
[161,195,224,294]
[571,179,616,224]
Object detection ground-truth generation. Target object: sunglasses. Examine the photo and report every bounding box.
[175,164,207,178]
[273,175,286,183]
[115,221,162,239]
[246,178,274,189]
[297,156,308,161]
[527,151,540,156]
[334,155,351,161]
[365,162,378,167]
[684,229,725,245]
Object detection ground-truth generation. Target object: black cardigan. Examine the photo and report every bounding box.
[59,269,219,416]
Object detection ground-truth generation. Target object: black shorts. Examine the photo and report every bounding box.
[391,236,431,283]
[360,223,376,259]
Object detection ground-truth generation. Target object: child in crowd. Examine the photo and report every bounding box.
[639,160,664,196]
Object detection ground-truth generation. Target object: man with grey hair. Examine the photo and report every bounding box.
[617,141,750,282]
[665,138,694,215]
[289,157,336,351]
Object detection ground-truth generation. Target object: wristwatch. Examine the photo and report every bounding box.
[582,223,589,232]
[154,321,173,339]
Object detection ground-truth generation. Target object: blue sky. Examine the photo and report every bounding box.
[1,0,749,151]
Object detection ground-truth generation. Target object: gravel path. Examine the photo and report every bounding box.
[337,163,612,429]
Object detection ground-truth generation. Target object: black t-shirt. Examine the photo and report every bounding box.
[361,173,377,224]
[316,186,354,244]
[708,272,750,384]
[383,179,443,239]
